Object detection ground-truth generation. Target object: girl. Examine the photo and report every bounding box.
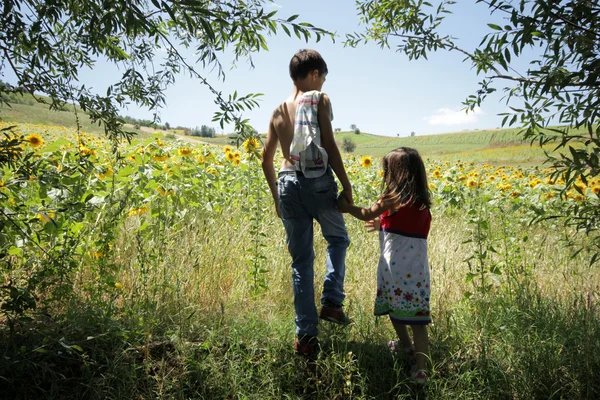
[338,147,432,384]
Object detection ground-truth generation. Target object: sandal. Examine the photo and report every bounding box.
[411,368,427,384]
[386,341,415,357]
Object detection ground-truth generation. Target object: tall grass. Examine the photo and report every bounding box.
[2,199,598,399]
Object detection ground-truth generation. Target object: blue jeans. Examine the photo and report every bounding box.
[277,169,350,338]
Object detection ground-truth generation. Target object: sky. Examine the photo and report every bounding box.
[2,1,533,137]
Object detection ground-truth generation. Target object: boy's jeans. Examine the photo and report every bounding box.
[277,168,350,338]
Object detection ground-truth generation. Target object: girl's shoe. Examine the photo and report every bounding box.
[411,368,427,385]
[386,341,415,357]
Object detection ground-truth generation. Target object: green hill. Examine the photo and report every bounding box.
[1,94,584,165]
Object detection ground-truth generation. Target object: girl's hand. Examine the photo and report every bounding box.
[365,217,380,232]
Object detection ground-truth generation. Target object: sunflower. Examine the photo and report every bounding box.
[233,151,241,160]
[224,145,232,153]
[178,147,192,156]
[466,179,478,189]
[361,156,372,168]
[233,158,241,166]
[27,134,44,148]
[593,186,600,196]
[243,137,260,153]
[226,152,235,162]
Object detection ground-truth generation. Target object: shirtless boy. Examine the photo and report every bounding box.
[261,49,353,356]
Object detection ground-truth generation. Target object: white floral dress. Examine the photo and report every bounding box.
[374,206,432,325]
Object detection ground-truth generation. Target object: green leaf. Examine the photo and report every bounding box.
[487,24,502,31]
[8,246,22,257]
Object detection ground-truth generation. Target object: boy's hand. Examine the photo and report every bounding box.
[340,187,353,205]
[365,218,380,232]
[337,195,350,213]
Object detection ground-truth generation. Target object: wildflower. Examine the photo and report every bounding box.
[27,134,44,148]
[98,165,113,179]
[37,210,55,223]
[206,166,218,176]
[361,156,372,168]
[243,137,260,153]
[127,206,149,217]
[178,147,192,156]
[152,154,169,162]
[115,282,122,290]
[466,179,478,189]
[80,146,97,157]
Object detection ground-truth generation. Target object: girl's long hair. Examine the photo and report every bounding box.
[379,147,432,209]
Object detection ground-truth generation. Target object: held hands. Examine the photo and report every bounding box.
[337,194,351,213]
[365,217,380,233]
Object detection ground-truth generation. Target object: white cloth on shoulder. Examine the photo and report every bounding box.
[289,91,333,178]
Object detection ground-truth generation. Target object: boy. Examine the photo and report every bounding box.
[261,49,353,356]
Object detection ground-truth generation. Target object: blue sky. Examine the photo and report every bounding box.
[3,1,531,137]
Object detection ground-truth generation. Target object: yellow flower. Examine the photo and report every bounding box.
[224,145,232,153]
[593,186,600,196]
[543,192,555,200]
[127,206,149,217]
[195,155,205,164]
[361,156,373,168]
[152,154,169,162]
[243,137,260,153]
[37,210,55,223]
[27,134,44,148]
[466,179,478,189]
[233,158,241,166]
[428,183,436,189]
[432,170,441,178]
[206,166,218,176]
[98,165,113,179]
[178,147,192,156]
[115,282,122,290]
[80,146,97,157]
[510,190,520,198]
[226,152,235,162]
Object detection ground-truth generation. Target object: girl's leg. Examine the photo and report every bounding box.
[410,325,429,371]
[390,317,412,349]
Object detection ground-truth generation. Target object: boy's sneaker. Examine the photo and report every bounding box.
[319,301,352,325]
[294,335,319,358]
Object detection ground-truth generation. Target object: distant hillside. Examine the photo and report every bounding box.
[1,93,586,165]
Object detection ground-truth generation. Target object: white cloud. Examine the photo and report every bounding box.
[424,107,483,126]
[267,2,283,9]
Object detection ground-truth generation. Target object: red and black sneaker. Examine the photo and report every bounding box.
[294,335,319,358]
[319,302,352,325]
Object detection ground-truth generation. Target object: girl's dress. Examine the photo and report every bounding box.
[374,205,432,325]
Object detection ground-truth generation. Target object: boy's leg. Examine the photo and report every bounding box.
[279,174,318,338]
[317,208,350,307]
[310,171,350,307]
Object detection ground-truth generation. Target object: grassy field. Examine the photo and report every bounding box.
[1,105,599,399]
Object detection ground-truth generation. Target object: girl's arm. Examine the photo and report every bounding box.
[338,197,394,221]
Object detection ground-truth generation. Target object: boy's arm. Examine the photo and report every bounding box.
[338,198,393,222]
[261,114,280,218]
[318,94,353,205]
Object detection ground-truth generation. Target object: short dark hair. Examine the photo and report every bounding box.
[289,49,328,81]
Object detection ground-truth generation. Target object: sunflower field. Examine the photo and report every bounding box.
[1,121,600,399]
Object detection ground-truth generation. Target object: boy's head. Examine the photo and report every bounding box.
[289,49,328,91]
